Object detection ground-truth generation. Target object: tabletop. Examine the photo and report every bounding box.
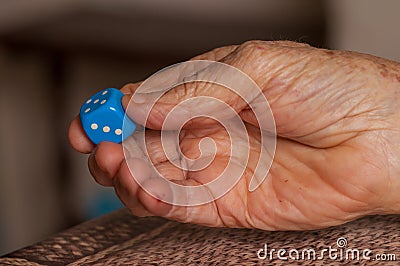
[1,209,399,265]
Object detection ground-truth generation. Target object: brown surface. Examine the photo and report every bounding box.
[1,209,399,265]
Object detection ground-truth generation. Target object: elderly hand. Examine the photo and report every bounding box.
[69,40,400,230]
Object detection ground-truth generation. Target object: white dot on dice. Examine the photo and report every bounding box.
[115,129,122,135]
[94,99,99,104]
[102,90,108,95]
[101,100,106,104]
[85,108,91,113]
[91,123,98,130]
[103,126,110,133]
[86,99,92,104]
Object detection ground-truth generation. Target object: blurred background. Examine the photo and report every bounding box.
[0,0,399,256]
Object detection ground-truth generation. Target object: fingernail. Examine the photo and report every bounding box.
[132,93,148,104]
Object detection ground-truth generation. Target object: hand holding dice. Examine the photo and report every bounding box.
[70,41,400,231]
[80,88,136,144]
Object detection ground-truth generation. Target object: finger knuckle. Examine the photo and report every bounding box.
[238,40,266,55]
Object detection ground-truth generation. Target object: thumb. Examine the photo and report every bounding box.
[121,61,255,131]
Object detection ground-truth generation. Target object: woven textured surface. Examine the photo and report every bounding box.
[1,209,399,265]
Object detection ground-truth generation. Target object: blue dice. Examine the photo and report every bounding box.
[80,88,136,144]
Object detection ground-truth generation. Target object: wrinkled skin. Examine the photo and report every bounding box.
[69,41,400,230]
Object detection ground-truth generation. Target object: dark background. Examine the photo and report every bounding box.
[0,0,398,256]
